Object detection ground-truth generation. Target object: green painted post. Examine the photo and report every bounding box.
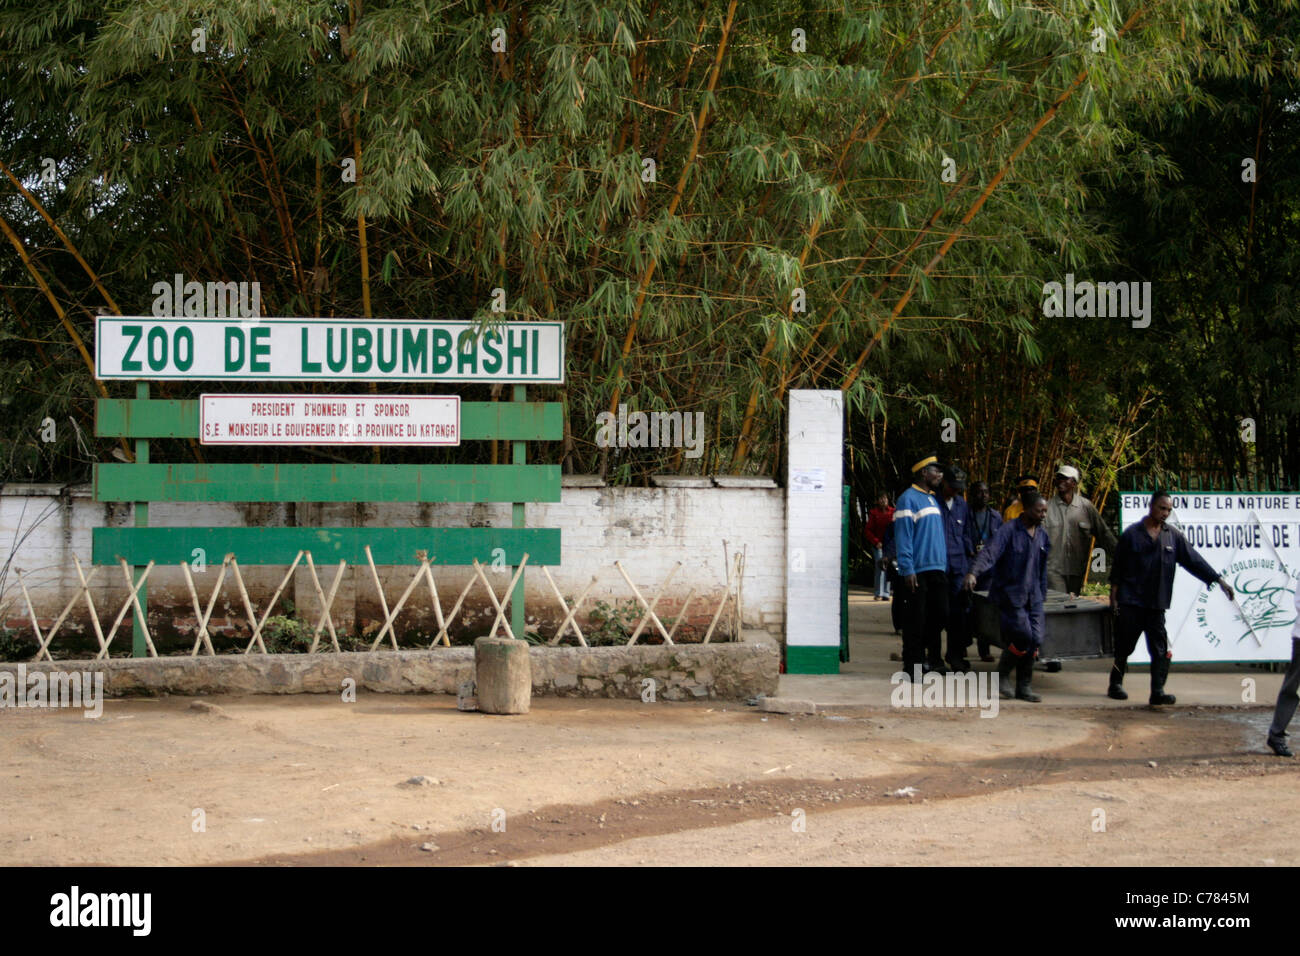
[511,384,526,639]
[840,484,850,663]
[133,381,149,658]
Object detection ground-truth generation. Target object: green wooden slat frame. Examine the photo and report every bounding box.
[93,526,560,566]
[95,398,562,441]
[94,463,560,503]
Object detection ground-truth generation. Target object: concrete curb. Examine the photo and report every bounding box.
[0,644,780,701]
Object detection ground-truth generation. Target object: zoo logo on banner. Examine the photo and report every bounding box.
[1190,556,1298,652]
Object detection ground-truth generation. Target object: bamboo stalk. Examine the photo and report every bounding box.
[608,0,739,418]
[841,7,1149,393]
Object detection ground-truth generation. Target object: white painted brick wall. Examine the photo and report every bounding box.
[785,390,843,648]
[0,482,785,640]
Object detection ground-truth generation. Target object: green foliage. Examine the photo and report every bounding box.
[0,0,1294,498]
[583,598,643,645]
[259,599,313,653]
[0,626,30,662]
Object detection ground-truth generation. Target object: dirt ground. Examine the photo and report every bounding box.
[2,688,1295,866]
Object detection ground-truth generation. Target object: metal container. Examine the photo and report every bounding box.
[973,590,1113,663]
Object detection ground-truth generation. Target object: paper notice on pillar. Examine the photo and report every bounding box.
[1119,493,1300,663]
[790,468,826,493]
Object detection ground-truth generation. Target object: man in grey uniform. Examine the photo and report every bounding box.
[1045,464,1116,595]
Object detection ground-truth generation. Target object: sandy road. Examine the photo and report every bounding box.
[1,691,1292,866]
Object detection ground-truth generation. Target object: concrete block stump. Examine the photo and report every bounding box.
[474,637,531,714]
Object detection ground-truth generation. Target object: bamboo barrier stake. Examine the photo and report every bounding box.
[117,558,158,657]
[703,553,741,643]
[227,557,265,654]
[245,550,304,653]
[97,563,153,659]
[430,571,480,648]
[666,586,698,642]
[473,555,529,641]
[617,560,679,645]
[305,552,345,653]
[181,556,229,656]
[15,569,53,661]
[543,567,595,646]
[419,560,450,647]
[369,557,433,651]
[364,545,399,651]
[70,555,108,658]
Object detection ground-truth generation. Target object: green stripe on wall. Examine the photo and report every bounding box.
[785,645,840,675]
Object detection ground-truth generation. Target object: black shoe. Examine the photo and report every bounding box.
[1107,684,1128,700]
[1268,738,1294,757]
[996,650,1016,699]
[1149,692,1176,706]
[1015,655,1041,701]
[927,662,948,677]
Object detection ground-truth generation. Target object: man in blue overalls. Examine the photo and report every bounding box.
[940,466,977,672]
[964,490,1051,701]
[968,480,1003,661]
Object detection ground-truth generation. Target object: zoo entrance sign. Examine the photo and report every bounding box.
[94,317,565,384]
[1119,493,1300,664]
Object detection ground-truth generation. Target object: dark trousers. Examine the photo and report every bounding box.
[1269,639,1300,743]
[903,570,948,674]
[998,601,1045,655]
[974,572,993,655]
[945,573,972,665]
[1111,605,1171,691]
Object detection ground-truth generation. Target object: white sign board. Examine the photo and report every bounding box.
[95,317,565,383]
[200,394,460,446]
[1119,492,1300,663]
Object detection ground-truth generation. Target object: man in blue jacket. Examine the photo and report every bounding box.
[940,466,978,672]
[1108,490,1233,705]
[894,453,949,678]
[964,491,1051,701]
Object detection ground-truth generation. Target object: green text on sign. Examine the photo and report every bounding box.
[94,317,565,383]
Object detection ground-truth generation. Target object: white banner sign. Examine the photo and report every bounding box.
[95,317,565,383]
[200,394,460,446]
[1119,492,1300,662]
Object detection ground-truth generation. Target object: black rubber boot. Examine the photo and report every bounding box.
[997,649,1016,700]
[1149,656,1176,706]
[1015,653,1042,702]
[1107,663,1128,700]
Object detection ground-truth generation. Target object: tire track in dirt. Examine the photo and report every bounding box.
[236,707,1297,867]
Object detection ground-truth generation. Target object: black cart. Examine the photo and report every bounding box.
[973,590,1114,671]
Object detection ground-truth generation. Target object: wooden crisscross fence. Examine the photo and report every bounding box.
[12,548,745,659]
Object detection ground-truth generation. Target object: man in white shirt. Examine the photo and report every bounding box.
[1266,578,1300,756]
